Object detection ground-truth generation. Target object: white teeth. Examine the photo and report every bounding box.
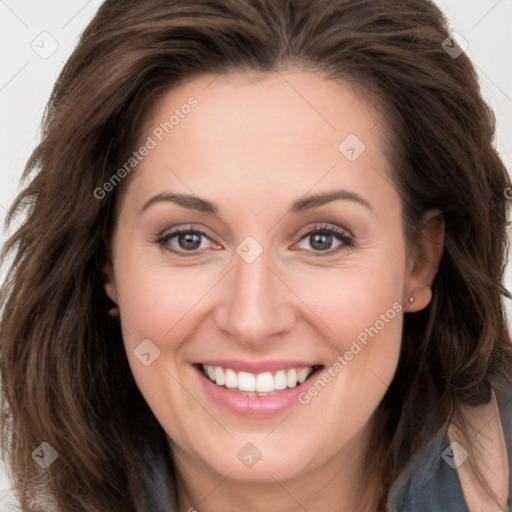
[286,368,298,388]
[238,371,255,392]
[203,365,314,393]
[256,372,274,392]
[224,368,237,388]
[297,367,309,383]
[274,370,288,390]
[214,366,225,386]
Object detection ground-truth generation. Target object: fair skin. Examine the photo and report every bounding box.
[104,69,444,512]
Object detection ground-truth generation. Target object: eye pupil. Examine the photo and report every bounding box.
[310,233,332,251]
[179,232,201,250]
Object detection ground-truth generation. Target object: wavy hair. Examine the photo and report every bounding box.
[1,0,512,510]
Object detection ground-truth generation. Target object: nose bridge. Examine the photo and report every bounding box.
[215,245,294,345]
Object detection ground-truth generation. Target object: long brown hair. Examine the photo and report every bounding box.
[2,0,512,510]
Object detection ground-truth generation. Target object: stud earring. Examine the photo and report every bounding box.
[408,296,415,304]
[108,306,120,317]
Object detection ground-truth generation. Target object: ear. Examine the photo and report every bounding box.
[403,209,444,312]
[103,260,118,305]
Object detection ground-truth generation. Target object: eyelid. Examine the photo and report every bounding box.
[156,222,213,239]
[294,222,353,241]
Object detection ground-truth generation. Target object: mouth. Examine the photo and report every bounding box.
[197,363,323,396]
[195,361,324,417]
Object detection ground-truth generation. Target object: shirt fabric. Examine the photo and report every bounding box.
[139,382,512,512]
[387,381,512,512]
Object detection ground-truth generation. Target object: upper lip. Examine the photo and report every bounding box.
[196,360,322,374]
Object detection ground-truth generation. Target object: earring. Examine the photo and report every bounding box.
[108,306,120,317]
[408,296,415,304]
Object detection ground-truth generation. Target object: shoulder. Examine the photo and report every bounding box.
[388,381,512,512]
[387,426,468,512]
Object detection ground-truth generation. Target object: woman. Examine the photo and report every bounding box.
[1,0,511,511]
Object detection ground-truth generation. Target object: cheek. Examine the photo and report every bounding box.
[113,257,212,438]
[289,251,406,410]
[291,273,404,446]
[291,260,405,350]
[115,254,211,351]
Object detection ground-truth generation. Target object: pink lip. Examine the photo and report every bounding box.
[194,364,322,418]
[197,359,318,373]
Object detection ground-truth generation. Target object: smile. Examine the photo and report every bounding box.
[201,364,316,395]
[195,361,324,417]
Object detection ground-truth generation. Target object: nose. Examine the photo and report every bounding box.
[213,248,296,350]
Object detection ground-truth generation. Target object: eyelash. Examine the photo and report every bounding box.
[155,224,354,258]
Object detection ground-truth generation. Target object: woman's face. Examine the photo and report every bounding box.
[105,69,440,485]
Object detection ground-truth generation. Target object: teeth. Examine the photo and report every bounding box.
[256,372,274,392]
[214,366,225,386]
[202,364,314,393]
[286,368,297,388]
[274,370,288,390]
[238,371,255,392]
[298,368,310,383]
[207,365,216,381]
[224,368,238,388]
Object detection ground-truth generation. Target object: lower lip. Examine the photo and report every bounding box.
[195,365,320,418]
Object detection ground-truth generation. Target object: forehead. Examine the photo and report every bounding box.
[120,69,396,218]
[145,69,384,153]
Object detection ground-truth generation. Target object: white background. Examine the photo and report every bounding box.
[1,0,511,507]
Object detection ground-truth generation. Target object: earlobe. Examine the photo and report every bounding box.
[404,210,445,312]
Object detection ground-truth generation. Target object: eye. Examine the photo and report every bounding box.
[293,224,354,256]
[156,227,220,256]
[155,223,354,258]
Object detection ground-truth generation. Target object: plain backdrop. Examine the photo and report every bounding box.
[1,0,511,507]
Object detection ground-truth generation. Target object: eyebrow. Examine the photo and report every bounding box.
[140,189,373,215]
